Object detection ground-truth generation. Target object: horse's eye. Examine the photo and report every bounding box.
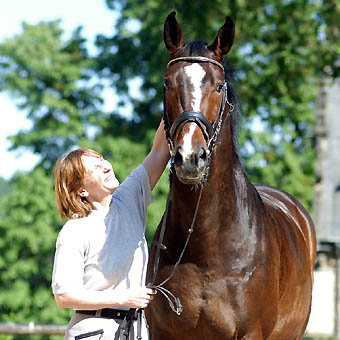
[216,84,223,93]
[164,79,171,90]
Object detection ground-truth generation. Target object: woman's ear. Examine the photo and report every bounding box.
[77,188,89,198]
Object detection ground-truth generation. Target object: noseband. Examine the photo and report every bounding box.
[163,56,234,179]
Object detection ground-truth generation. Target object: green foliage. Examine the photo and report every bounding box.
[0,169,71,339]
[0,20,103,170]
[146,169,169,243]
[0,336,63,340]
[0,336,14,340]
[0,177,11,199]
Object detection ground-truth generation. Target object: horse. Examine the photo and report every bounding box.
[146,11,316,340]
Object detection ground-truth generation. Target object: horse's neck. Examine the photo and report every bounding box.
[171,126,258,234]
[168,125,265,268]
[206,124,249,204]
[172,148,244,209]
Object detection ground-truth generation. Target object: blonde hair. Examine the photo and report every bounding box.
[54,148,103,219]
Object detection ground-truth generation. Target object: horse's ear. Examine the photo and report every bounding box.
[208,16,235,58]
[164,11,184,54]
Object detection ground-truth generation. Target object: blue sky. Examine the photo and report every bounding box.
[0,0,117,179]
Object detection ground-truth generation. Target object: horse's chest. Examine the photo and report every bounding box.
[152,263,237,335]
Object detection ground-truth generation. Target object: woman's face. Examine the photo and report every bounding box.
[79,155,119,200]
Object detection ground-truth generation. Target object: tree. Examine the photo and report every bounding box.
[0,20,103,171]
[0,177,11,199]
[0,169,71,340]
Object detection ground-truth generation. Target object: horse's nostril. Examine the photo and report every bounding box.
[174,148,183,167]
[199,147,207,161]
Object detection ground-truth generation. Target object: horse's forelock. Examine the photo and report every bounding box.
[183,41,209,57]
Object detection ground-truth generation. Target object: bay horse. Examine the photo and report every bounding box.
[146,11,316,340]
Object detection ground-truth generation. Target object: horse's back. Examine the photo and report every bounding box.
[255,183,316,340]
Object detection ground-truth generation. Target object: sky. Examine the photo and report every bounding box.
[0,0,117,179]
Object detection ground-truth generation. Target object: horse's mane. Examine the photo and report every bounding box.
[183,40,242,156]
[224,64,241,157]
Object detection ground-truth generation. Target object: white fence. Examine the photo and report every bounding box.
[0,322,67,335]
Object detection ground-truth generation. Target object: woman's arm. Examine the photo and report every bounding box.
[142,119,170,190]
[54,286,156,310]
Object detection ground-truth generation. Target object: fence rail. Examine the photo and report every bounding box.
[0,322,67,335]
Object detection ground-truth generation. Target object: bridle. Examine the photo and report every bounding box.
[147,56,234,316]
[163,56,234,182]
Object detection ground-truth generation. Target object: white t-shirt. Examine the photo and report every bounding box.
[51,165,152,309]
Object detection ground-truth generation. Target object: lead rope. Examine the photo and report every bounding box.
[147,186,204,315]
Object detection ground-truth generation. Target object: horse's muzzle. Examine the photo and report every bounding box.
[173,145,209,184]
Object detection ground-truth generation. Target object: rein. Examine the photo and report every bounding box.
[148,56,234,315]
[147,187,203,315]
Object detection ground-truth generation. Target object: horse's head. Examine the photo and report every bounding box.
[163,11,235,185]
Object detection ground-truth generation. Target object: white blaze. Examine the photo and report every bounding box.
[181,64,206,159]
[184,63,206,111]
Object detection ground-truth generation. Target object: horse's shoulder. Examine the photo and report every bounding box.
[253,183,316,255]
[253,183,304,213]
[252,183,313,231]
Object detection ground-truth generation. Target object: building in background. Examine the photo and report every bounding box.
[306,78,340,339]
[314,79,340,242]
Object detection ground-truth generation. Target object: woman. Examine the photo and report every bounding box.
[52,120,170,340]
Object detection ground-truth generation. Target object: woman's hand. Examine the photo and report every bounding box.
[116,287,157,309]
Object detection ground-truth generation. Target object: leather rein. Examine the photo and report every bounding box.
[147,56,234,316]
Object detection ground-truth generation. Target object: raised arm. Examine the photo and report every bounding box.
[142,119,170,190]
